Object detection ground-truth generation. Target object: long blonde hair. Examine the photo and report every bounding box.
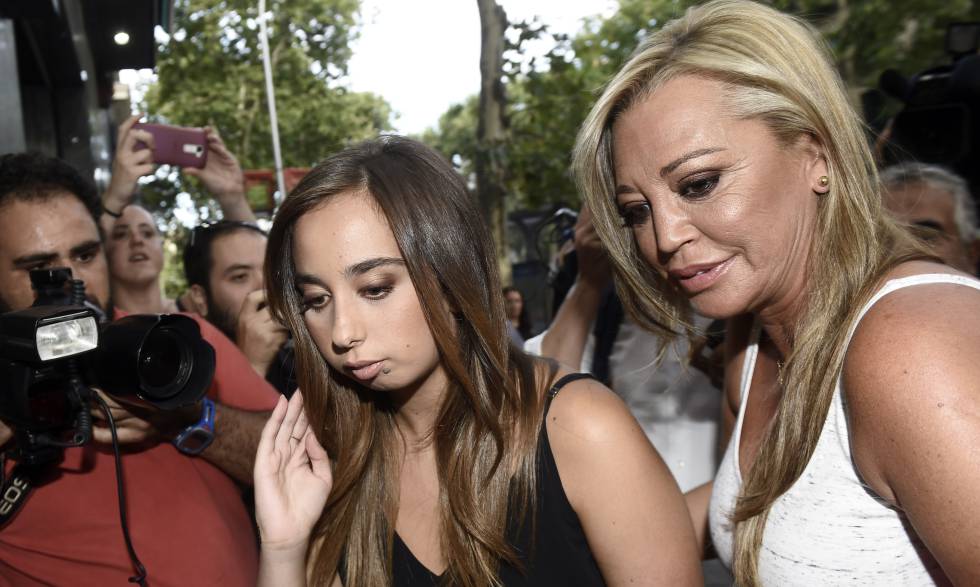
[573,1,927,583]
[265,137,551,586]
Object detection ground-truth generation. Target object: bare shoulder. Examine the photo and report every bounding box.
[845,263,980,387]
[843,263,980,498]
[544,370,640,444]
[542,366,664,503]
[542,369,702,584]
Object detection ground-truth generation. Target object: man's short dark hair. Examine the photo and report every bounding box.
[183,221,267,292]
[0,152,101,222]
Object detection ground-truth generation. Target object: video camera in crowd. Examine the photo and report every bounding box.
[879,22,980,193]
[0,268,215,466]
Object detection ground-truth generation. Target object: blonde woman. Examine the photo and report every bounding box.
[574,0,980,585]
[252,137,700,586]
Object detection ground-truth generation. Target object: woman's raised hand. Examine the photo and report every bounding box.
[254,391,333,554]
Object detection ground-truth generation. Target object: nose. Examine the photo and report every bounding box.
[330,296,365,353]
[650,198,697,262]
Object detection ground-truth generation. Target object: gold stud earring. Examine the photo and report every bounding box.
[818,175,829,187]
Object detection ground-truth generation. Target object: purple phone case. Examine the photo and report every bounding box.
[133,123,208,169]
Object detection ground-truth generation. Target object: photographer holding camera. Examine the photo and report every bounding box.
[0,152,278,584]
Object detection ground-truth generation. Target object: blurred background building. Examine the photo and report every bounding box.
[0,0,173,188]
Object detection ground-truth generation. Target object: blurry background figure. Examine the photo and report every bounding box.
[525,205,722,492]
[881,162,979,275]
[502,285,532,345]
[99,115,174,314]
[105,203,178,313]
[183,221,294,396]
[101,115,257,315]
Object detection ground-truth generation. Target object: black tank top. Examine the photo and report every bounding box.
[390,372,606,586]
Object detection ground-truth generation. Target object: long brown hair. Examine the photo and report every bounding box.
[572,1,930,584]
[265,136,550,586]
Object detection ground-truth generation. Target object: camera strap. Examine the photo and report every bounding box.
[0,463,34,529]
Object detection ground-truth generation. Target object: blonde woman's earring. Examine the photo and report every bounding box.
[815,175,830,194]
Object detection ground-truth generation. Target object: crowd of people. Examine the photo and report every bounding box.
[1,0,978,585]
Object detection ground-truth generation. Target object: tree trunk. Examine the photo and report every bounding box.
[475,0,511,285]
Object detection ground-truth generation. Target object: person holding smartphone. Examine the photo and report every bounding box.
[101,114,256,315]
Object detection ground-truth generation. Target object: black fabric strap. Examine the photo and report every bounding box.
[0,463,34,529]
[547,372,595,400]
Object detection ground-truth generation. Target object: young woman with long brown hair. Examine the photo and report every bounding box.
[252,136,701,586]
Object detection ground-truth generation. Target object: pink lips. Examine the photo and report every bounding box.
[669,257,734,294]
[345,360,385,381]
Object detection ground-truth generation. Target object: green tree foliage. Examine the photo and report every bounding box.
[773,0,980,87]
[422,97,480,183]
[141,0,391,217]
[424,0,978,211]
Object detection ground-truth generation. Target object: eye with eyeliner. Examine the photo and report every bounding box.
[618,201,652,228]
[299,290,330,314]
[360,280,394,300]
[678,171,721,199]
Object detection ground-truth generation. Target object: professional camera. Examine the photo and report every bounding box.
[0,268,215,466]
[879,22,980,193]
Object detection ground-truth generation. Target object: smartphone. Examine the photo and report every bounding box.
[132,123,208,168]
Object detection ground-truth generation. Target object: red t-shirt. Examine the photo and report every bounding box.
[0,312,279,586]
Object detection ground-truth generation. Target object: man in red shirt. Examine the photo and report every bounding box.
[0,152,279,585]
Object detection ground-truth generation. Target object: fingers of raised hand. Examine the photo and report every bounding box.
[131,129,156,152]
[274,391,305,453]
[205,129,233,155]
[258,394,288,457]
[289,409,309,450]
[130,141,154,164]
[117,114,142,145]
[240,289,267,316]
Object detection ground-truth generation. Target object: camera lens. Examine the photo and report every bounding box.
[137,328,193,399]
[92,314,214,409]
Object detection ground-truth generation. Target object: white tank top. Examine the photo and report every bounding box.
[708,273,980,585]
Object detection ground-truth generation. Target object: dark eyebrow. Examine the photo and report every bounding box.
[615,184,636,196]
[223,263,256,276]
[70,240,103,258]
[345,257,405,278]
[294,257,406,288]
[10,240,101,268]
[294,272,326,288]
[659,147,725,177]
[12,252,58,268]
[614,147,726,197]
[112,222,156,232]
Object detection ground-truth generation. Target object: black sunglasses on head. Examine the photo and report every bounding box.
[188,220,266,249]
